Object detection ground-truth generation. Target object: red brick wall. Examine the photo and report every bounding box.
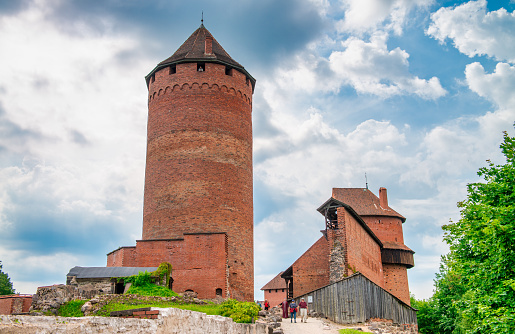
[0,297,13,315]
[361,216,404,244]
[0,296,32,315]
[264,288,288,308]
[339,208,384,288]
[292,236,330,298]
[107,247,137,267]
[134,233,228,299]
[142,61,254,301]
[383,264,411,305]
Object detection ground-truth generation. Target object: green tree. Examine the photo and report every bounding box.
[0,261,15,295]
[432,131,515,333]
[410,294,440,334]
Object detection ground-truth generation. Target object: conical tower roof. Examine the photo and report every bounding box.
[146,24,255,89]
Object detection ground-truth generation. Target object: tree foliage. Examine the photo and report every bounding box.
[429,131,515,333]
[0,261,15,295]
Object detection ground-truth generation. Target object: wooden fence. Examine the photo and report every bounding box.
[295,273,417,325]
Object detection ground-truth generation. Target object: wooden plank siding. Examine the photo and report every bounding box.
[295,273,417,325]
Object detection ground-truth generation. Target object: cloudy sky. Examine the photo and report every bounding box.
[0,0,514,301]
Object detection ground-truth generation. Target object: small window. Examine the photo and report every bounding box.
[225,66,233,76]
[246,77,250,86]
[216,288,222,296]
[197,63,205,72]
[169,65,176,75]
[151,75,155,83]
[282,289,284,292]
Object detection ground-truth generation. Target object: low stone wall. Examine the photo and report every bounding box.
[0,307,273,334]
[0,295,32,315]
[31,284,108,314]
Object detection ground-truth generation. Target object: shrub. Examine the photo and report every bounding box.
[58,300,87,317]
[220,299,260,323]
[126,284,177,297]
[122,269,177,297]
[339,329,364,334]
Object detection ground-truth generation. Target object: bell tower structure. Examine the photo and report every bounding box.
[107,24,255,301]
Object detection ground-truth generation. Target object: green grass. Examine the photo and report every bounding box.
[95,300,222,317]
[58,300,87,317]
[58,295,255,323]
[172,303,221,316]
[339,329,366,334]
[96,302,174,316]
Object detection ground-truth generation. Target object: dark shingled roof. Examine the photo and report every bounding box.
[67,266,158,279]
[145,24,255,89]
[331,188,405,222]
[261,272,287,290]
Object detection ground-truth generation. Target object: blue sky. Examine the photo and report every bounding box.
[0,0,514,300]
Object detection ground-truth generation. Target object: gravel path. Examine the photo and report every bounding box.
[279,317,372,334]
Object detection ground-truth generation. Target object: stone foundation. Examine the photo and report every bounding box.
[0,307,272,334]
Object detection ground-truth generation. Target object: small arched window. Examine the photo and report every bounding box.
[216,288,223,296]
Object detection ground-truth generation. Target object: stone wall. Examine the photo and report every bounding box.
[0,307,272,334]
[31,284,107,314]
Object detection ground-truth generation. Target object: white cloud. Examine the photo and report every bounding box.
[0,0,150,291]
[268,32,446,100]
[337,0,434,35]
[466,61,515,109]
[427,0,515,63]
[328,33,446,99]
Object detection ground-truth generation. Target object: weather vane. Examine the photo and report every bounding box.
[201,11,204,25]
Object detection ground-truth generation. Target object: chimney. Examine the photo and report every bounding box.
[379,187,388,208]
[205,35,213,54]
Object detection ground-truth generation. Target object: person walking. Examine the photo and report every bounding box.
[289,299,297,323]
[298,297,308,322]
[264,299,270,311]
[281,298,289,318]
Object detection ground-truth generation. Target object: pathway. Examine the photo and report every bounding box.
[279,317,372,334]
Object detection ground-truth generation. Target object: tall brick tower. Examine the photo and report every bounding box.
[107,23,255,301]
[143,24,255,301]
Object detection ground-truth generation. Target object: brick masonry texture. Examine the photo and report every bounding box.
[382,263,411,305]
[141,62,254,301]
[108,233,228,299]
[361,216,405,245]
[0,295,32,315]
[291,236,330,298]
[263,289,288,308]
[335,207,384,288]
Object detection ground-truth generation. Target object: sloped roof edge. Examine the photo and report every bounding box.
[317,197,383,247]
[67,266,159,279]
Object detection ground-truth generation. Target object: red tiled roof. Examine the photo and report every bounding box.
[158,24,242,68]
[331,188,405,222]
[261,271,287,290]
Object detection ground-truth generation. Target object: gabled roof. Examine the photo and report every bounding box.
[261,271,287,290]
[145,24,256,89]
[67,266,158,279]
[332,188,405,222]
[317,198,383,247]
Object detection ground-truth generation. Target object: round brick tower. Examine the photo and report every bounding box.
[143,24,255,301]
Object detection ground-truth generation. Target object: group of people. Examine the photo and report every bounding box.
[258,298,308,323]
[280,298,308,323]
